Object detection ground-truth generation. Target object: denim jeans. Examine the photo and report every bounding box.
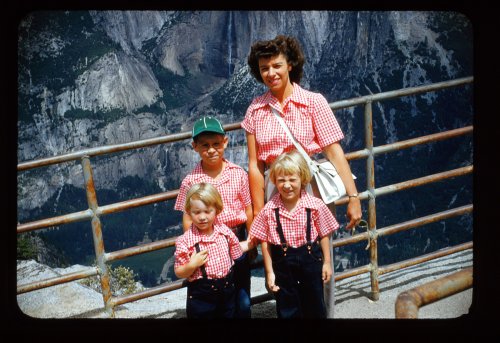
[233,224,251,318]
[186,271,235,319]
[270,242,326,318]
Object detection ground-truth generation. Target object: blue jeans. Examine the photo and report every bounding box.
[233,225,251,318]
[186,271,235,319]
[270,242,326,318]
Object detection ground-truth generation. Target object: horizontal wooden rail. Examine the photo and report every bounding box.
[334,242,472,283]
[18,123,242,171]
[105,237,176,262]
[331,76,473,110]
[17,266,98,294]
[334,204,473,248]
[111,279,187,307]
[379,242,472,276]
[344,126,472,161]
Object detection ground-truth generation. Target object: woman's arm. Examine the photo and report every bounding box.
[244,204,254,232]
[323,142,362,229]
[246,132,266,216]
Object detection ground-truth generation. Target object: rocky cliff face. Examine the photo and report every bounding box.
[17,11,473,276]
[17,10,472,214]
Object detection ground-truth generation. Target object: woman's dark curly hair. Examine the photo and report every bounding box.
[247,35,305,84]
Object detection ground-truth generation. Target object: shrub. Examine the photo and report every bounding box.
[110,265,139,295]
[80,264,141,296]
[17,234,38,260]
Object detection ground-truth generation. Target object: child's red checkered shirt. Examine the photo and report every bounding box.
[174,223,243,281]
[241,83,344,165]
[250,191,339,247]
[174,159,252,228]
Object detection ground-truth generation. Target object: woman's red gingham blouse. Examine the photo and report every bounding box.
[241,83,344,165]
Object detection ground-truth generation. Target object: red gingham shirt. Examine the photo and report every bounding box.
[250,191,339,247]
[174,159,252,228]
[174,223,243,281]
[241,83,344,165]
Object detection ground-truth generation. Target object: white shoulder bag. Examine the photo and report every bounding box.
[271,107,356,204]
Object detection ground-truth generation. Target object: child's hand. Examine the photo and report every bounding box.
[190,249,208,268]
[322,262,333,283]
[247,237,259,261]
[246,236,258,250]
[266,272,280,292]
[239,240,250,252]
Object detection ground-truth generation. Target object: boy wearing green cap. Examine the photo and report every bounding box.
[174,116,254,318]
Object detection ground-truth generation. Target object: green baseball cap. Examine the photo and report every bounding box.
[192,116,225,138]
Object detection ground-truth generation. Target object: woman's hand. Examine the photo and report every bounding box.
[346,197,362,230]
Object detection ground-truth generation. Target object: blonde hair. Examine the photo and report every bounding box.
[269,150,312,188]
[184,182,223,214]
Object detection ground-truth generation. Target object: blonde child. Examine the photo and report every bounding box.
[174,116,254,318]
[249,150,338,318]
[174,183,254,318]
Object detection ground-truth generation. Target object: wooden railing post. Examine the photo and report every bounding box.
[364,101,380,301]
[81,156,114,317]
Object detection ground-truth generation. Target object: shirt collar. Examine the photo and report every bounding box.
[255,83,308,110]
[185,222,226,246]
[192,158,232,183]
[268,190,320,212]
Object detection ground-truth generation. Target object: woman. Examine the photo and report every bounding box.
[241,34,362,227]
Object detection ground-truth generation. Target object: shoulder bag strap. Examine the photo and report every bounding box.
[270,107,318,173]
